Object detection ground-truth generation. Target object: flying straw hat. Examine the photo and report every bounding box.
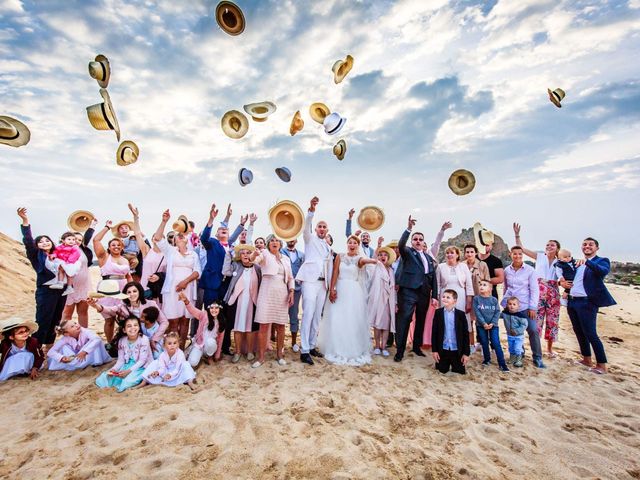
[0,115,31,148]
[357,206,384,232]
[275,167,292,182]
[238,167,253,186]
[448,169,476,196]
[116,140,139,166]
[377,246,397,267]
[172,215,189,234]
[67,210,95,232]
[548,87,565,108]
[268,200,304,241]
[221,110,249,139]
[473,222,495,255]
[88,54,110,88]
[86,88,121,141]
[0,317,39,341]
[332,54,354,84]
[215,1,245,36]
[309,102,330,124]
[111,220,134,237]
[243,101,276,122]
[289,110,304,136]
[323,112,346,135]
[386,239,399,248]
[89,280,127,299]
[333,139,346,160]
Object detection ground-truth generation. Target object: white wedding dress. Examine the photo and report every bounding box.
[318,254,372,366]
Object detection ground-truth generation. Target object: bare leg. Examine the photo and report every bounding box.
[578,355,593,367]
[187,379,197,391]
[133,380,148,389]
[257,324,269,363]
[275,324,285,360]
[178,317,189,349]
[234,331,245,357]
[381,330,389,349]
[594,362,607,373]
[76,301,89,328]
[249,331,256,354]
[373,329,381,349]
[62,303,76,322]
[104,318,115,342]
[266,323,274,351]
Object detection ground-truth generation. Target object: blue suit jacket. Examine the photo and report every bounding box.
[199,223,244,291]
[584,256,616,308]
[396,229,438,295]
[280,248,305,291]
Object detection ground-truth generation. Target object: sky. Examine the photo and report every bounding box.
[1,0,639,261]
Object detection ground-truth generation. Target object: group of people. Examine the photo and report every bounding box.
[0,199,617,390]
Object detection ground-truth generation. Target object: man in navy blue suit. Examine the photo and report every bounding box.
[560,237,616,374]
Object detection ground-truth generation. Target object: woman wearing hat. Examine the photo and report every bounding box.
[250,235,295,368]
[152,210,202,348]
[93,220,133,341]
[368,245,397,357]
[16,208,67,349]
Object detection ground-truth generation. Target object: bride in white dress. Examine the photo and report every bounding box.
[318,235,379,366]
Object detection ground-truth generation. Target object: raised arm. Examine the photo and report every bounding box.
[152,209,170,244]
[17,208,39,269]
[201,203,219,249]
[93,221,112,264]
[428,221,451,258]
[398,215,416,258]
[128,203,150,256]
[83,218,98,247]
[512,223,537,260]
[345,208,354,237]
[303,196,319,243]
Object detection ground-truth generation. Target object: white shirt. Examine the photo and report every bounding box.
[535,252,558,281]
[417,251,431,274]
[570,265,587,297]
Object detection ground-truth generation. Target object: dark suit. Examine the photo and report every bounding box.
[431,307,470,374]
[567,256,616,364]
[394,229,438,360]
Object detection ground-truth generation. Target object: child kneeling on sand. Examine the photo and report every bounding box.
[179,292,224,367]
[431,289,470,374]
[138,332,196,390]
[501,297,529,368]
[0,318,43,382]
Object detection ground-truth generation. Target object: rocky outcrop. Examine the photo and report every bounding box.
[436,227,510,264]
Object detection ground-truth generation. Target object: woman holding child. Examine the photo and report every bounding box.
[62,221,97,328]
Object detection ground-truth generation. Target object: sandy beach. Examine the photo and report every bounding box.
[1,232,640,479]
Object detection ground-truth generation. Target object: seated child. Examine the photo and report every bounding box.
[555,249,577,306]
[473,279,509,372]
[140,307,164,359]
[179,292,224,367]
[48,319,111,371]
[139,332,196,390]
[431,289,471,374]
[0,319,43,382]
[96,316,152,392]
[501,297,529,368]
[45,232,82,296]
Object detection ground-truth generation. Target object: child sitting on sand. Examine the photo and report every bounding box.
[555,249,577,306]
[501,297,529,368]
[138,332,196,390]
[431,289,470,374]
[473,279,509,372]
[0,318,43,382]
[179,292,224,367]
[44,232,82,296]
[47,319,111,371]
[140,307,164,359]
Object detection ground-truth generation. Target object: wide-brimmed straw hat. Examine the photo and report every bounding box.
[233,243,256,260]
[215,1,245,36]
[275,167,291,182]
[89,280,127,299]
[238,167,253,186]
[172,215,189,234]
[68,210,95,232]
[377,246,397,267]
[243,101,276,122]
[548,88,565,108]
[357,206,384,232]
[323,112,346,136]
[473,222,495,255]
[309,102,330,124]
[0,115,31,148]
[386,239,399,248]
[269,200,304,241]
[0,317,39,340]
[221,110,249,139]
[289,110,304,136]
[86,88,121,141]
[116,140,139,166]
[448,169,476,195]
[333,139,346,160]
[88,54,110,88]
[111,220,134,237]
[332,54,354,84]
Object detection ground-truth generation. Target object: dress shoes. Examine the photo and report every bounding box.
[393,354,402,362]
[300,353,314,365]
[309,348,324,358]
[412,349,426,357]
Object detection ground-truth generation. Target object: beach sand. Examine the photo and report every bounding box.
[1,233,639,479]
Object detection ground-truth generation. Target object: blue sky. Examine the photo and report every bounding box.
[1,0,639,260]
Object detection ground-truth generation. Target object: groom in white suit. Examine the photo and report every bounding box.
[296,196,332,365]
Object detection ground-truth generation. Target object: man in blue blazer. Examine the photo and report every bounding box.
[560,237,616,374]
[281,239,305,352]
[394,215,438,362]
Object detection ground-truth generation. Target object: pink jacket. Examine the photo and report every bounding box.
[113,335,152,371]
[54,244,81,264]
[226,265,260,306]
[185,303,224,360]
[153,349,189,377]
[47,327,103,361]
[102,299,168,343]
[254,250,295,290]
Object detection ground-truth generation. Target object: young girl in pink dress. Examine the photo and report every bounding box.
[63,225,97,328]
[47,319,111,371]
[46,232,83,295]
[139,332,196,390]
[179,292,224,367]
[368,247,396,357]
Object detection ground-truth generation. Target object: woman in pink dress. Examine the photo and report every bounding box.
[63,219,98,327]
[93,220,133,341]
[152,210,201,348]
[251,235,295,368]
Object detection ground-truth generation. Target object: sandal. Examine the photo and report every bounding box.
[547,351,558,358]
[589,367,606,375]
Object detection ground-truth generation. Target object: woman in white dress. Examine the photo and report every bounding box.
[318,235,379,366]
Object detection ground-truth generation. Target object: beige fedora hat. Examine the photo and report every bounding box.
[448,169,476,196]
[268,200,304,241]
[116,140,139,166]
[215,1,245,36]
[67,210,95,232]
[289,110,304,136]
[333,139,346,160]
[0,317,39,341]
[332,54,354,84]
[0,115,31,148]
[88,54,110,88]
[548,87,565,108]
[473,222,495,255]
[86,88,120,141]
[309,102,331,124]
[243,101,276,122]
[172,215,189,234]
[377,246,397,267]
[221,110,249,139]
[111,220,134,237]
[357,206,384,232]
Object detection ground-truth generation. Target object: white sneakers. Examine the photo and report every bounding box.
[251,360,262,368]
[231,353,241,363]
[382,350,390,357]
[277,358,287,366]
[373,348,382,355]
[246,352,255,361]
[292,344,300,353]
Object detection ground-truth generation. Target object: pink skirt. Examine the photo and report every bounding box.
[408,304,436,347]
[254,275,289,325]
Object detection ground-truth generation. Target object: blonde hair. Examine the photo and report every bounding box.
[347,234,361,245]
[558,248,572,259]
[445,245,461,261]
[55,319,72,335]
[164,331,180,341]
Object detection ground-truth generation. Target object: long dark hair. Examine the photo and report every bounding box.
[110,315,143,349]
[122,281,147,306]
[34,235,56,254]
[206,304,226,334]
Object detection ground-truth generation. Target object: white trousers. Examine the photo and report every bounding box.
[187,337,217,367]
[300,280,328,354]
